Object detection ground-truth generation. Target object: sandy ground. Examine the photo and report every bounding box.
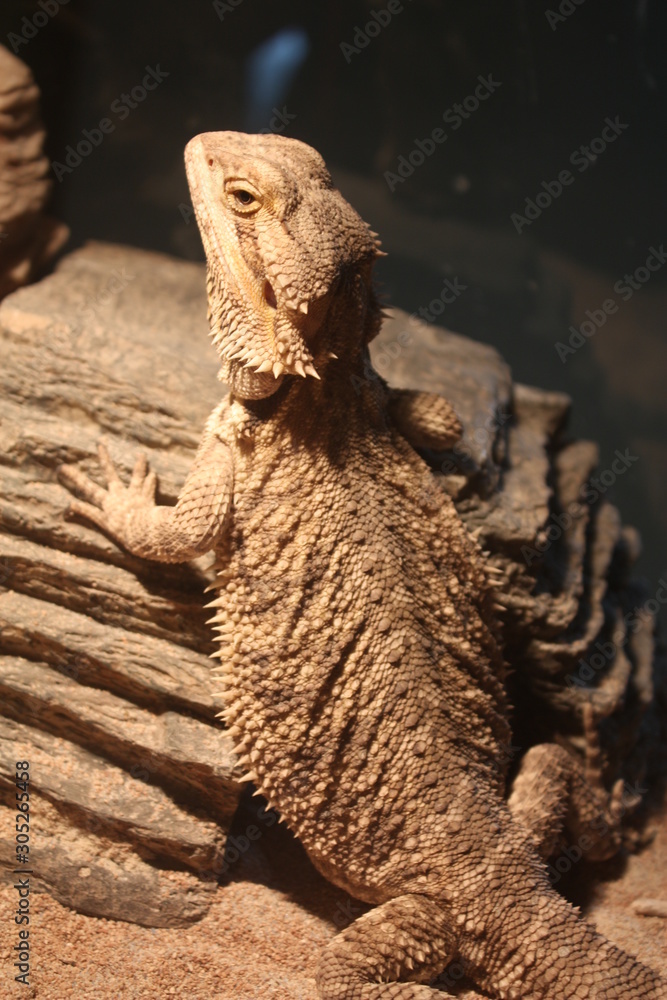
[2,798,666,1000]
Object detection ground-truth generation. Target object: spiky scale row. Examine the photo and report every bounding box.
[62,131,665,1000]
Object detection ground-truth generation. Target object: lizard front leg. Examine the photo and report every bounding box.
[388,388,462,452]
[59,423,233,563]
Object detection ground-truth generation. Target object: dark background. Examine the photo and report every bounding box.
[3,0,666,588]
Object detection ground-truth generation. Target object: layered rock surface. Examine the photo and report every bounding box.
[0,45,68,299]
[0,242,663,940]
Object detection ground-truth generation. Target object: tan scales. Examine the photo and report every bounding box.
[60,131,666,999]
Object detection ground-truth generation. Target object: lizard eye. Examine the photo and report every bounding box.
[225,180,261,213]
[228,185,260,212]
[234,190,254,206]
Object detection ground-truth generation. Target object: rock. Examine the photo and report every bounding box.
[0,715,228,875]
[0,824,218,929]
[0,240,662,927]
[0,659,238,820]
[0,45,68,298]
[378,313,663,783]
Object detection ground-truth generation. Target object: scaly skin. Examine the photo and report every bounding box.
[60,132,665,999]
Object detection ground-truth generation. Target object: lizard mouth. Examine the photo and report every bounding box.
[263,280,277,310]
[207,253,321,381]
[185,133,321,382]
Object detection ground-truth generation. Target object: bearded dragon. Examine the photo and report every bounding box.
[59,131,665,999]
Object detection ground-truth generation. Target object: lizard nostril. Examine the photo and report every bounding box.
[263,280,277,309]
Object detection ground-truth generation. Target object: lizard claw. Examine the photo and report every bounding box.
[126,450,157,500]
[58,443,156,542]
[58,460,108,509]
[97,441,124,487]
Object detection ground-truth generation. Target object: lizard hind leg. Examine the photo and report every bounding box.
[316,894,479,999]
[507,702,625,862]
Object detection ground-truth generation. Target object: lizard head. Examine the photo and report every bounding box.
[185,131,383,399]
